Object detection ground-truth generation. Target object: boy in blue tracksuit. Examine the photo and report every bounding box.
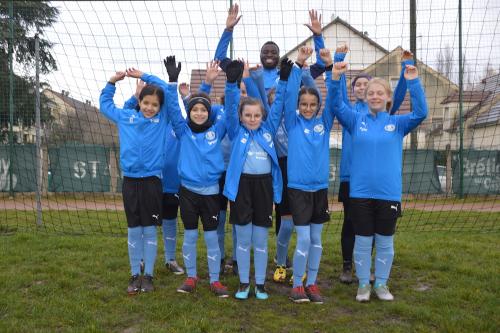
[100,70,172,295]
[331,60,428,302]
[161,56,229,298]
[284,47,332,304]
[222,58,291,300]
[336,48,416,284]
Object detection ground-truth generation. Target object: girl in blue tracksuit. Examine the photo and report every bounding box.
[123,83,185,276]
[335,49,416,284]
[222,58,291,300]
[284,47,331,304]
[331,60,428,302]
[133,58,229,297]
[99,70,171,295]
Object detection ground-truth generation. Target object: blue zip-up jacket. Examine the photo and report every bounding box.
[160,82,226,189]
[331,77,428,202]
[99,83,170,178]
[123,95,181,193]
[223,80,286,203]
[336,53,415,182]
[285,65,335,191]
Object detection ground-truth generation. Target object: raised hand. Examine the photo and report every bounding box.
[125,68,143,79]
[226,59,244,83]
[297,46,313,66]
[242,59,250,79]
[402,49,414,61]
[319,48,333,67]
[109,71,126,84]
[178,83,190,98]
[304,9,322,36]
[279,57,294,81]
[205,60,221,85]
[226,3,242,31]
[404,64,418,80]
[164,55,182,82]
[134,79,146,98]
[333,62,348,80]
[336,43,349,54]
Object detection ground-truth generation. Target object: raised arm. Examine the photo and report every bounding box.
[199,60,221,96]
[123,79,145,110]
[396,65,428,135]
[318,49,335,130]
[162,56,186,137]
[334,44,350,106]
[265,58,292,135]
[224,60,243,140]
[390,49,416,115]
[214,4,242,72]
[331,62,358,133]
[304,9,326,78]
[99,71,127,123]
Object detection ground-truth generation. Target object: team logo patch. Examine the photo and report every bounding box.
[263,132,272,142]
[241,137,247,144]
[384,124,396,132]
[314,124,324,133]
[205,131,216,140]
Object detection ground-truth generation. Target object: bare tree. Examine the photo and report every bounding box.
[436,44,455,81]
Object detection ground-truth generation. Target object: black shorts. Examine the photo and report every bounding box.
[338,181,350,203]
[179,186,219,231]
[288,188,330,226]
[122,176,162,228]
[219,171,229,211]
[349,198,401,236]
[229,173,273,228]
[275,156,292,216]
[162,192,179,220]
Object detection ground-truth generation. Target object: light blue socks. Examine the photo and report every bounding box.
[374,233,394,287]
[204,230,221,283]
[293,225,310,287]
[354,235,374,286]
[128,226,143,276]
[217,210,227,260]
[306,223,323,286]
[235,224,252,284]
[142,226,157,276]
[252,225,269,285]
[276,217,293,266]
[162,218,177,262]
[182,229,198,278]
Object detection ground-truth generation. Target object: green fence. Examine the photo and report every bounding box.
[0,144,36,192]
[48,143,111,192]
[453,150,500,195]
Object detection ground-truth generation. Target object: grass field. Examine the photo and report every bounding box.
[1,224,499,332]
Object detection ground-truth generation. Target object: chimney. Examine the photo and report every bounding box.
[85,100,91,106]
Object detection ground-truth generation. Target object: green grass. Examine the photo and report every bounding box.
[1,230,499,332]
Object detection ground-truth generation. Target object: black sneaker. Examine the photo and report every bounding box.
[141,275,154,293]
[339,267,353,284]
[127,275,141,295]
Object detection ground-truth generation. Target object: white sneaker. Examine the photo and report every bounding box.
[356,284,371,302]
[166,260,185,275]
[374,284,394,301]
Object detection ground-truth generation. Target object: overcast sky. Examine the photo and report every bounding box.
[40,0,500,105]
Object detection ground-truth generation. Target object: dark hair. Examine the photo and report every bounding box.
[238,96,266,119]
[351,73,372,89]
[261,41,280,53]
[138,84,164,106]
[298,86,320,111]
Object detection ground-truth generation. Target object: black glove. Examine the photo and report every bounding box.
[163,55,181,82]
[226,60,244,83]
[279,57,294,81]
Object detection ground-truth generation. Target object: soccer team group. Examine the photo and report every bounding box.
[99,5,427,304]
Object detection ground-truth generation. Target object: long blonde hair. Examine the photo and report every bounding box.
[366,78,393,111]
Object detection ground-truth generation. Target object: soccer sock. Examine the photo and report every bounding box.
[127,226,143,276]
[142,226,157,276]
[182,229,198,278]
[252,225,269,285]
[353,235,374,286]
[276,217,293,266]
[204,230,221,283]
[216,210,227,260]
[235,224,252,284]
[293,225,310,288]
[162,218,177,262]
[374,233,395,287]
[306,223,324,286]
[232,224,237,261]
